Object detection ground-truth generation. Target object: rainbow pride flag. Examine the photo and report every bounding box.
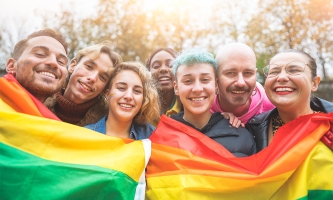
[146,115,333,200]
[0,75,150,199]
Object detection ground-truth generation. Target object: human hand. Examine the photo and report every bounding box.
[321,122,333,150]
[221,112,245,128]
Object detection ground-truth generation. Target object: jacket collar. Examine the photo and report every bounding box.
[89,115,140,140]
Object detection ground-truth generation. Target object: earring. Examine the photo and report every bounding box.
[252,87,257,96]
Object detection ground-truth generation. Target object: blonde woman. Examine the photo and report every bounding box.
[85,62,160,139]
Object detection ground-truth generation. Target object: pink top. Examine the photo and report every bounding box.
[210,82,275,124]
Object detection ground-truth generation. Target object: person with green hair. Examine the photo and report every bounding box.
[170,48,256,157]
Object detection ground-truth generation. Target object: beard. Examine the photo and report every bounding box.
[225,85,253,106]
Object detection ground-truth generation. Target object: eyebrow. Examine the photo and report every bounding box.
[32,46,68,62]
[116,82,143,88]
[85,59,97,66]
[86,59,112,77]
[152,58,173,64]
[182,72,212,77]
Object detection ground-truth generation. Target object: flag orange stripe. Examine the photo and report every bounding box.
[0,74,60,120]
[147,114,331,178]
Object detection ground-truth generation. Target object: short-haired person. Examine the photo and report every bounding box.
[5,28,68,103]
[85,62,160,140]
[45,41,122,126]
[211,43,275,124]
[146,47,242,127]
[170,49,256,157]
[246,49,333,152]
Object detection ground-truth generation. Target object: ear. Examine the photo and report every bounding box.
[6,58,16,74]
[105,88,110,97]
[311,76,321,92]
[68,60,77,74]
[174,81,179,96]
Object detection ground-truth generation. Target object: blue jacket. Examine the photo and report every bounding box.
[85,116,155,140]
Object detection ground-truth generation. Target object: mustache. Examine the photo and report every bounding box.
[37,65,61,79]
[226,86,252,93]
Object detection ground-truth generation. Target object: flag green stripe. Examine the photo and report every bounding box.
[0,142,137,200]
[298,190,333,200]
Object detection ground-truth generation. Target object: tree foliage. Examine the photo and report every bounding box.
[0,0,332,80]
[246,0,333,79]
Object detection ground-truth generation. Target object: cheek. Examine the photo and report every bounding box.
[96,82,107,91]
[217,76,230,88]
[137,94,144,104]
[150,68,158,75]
[264,78,274,89]
[59,68,68,79]
[21,59,31,66]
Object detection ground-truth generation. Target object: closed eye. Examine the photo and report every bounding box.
[35,53,46,57]
[116,85,126,91]
[100,75,107,82]
[134,89,143,94]
[57,60,66,66]
[184,79,193,84]
[85,64,92,69]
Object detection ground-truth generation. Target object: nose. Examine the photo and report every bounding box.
[276,69,289,82]
[44,55,59,68]
[124,89,133,101]
[159,64,170,74]
[86,71,99,83]
[234,74,246,87]
[192,80,203,93]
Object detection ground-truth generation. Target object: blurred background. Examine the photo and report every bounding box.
[0,0,332,100]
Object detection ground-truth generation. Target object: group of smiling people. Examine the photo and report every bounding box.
[2,28,332,199]
[39,38,332,155]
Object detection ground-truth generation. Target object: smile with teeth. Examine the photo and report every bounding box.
[159,77,170,81]
[231,91,245,94]
[38,71,56,79]
[119,103,133,108]
[189,97,205,101]
[79,81,92,91]
[275,87,294,92]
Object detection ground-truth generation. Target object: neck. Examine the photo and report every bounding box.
[183,110,212,129]
[105,115,132,138]
[277,106,313,124]
[34,95,47,103]
[218,96,251,117]
[160,90,175,114]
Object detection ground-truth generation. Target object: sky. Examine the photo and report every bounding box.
[0,0,97,35]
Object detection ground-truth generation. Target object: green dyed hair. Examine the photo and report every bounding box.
[172,48,218,77]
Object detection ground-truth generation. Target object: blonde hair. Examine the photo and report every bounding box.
[108,62,160,125]
[72,41,122,73]
[65,41,122,94]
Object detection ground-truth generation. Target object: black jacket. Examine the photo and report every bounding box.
[246,97,333,153]
[171,112,256,157]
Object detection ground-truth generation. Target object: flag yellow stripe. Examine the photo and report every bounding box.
[146,143,333,200]
[0,102,145,181]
